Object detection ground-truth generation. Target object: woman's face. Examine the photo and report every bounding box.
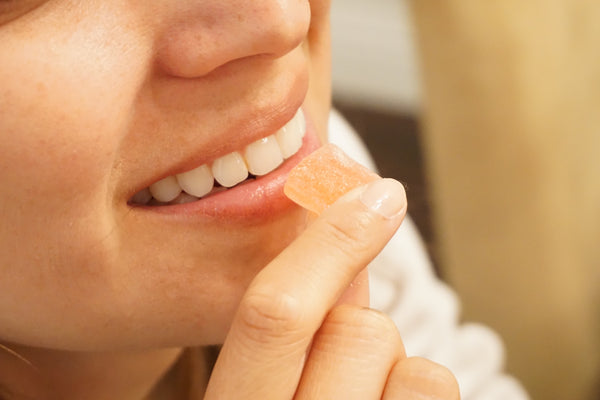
[0,0,331,351]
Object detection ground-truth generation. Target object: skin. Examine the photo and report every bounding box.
[0,1,459,399]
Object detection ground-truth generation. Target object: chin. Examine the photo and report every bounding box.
[92,205,310,350]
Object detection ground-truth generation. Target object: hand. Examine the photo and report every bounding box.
[205,178,460,399]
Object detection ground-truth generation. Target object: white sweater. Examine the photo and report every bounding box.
[328,111,530,400]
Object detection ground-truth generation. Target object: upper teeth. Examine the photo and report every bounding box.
[131,108,306,205]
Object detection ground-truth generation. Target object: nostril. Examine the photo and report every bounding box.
[155,1,311,79]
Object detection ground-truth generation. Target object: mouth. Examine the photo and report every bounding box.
[129,108,319,215]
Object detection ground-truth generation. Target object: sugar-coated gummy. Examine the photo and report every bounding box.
[284,143,380,214]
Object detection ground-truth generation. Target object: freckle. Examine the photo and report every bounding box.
[36,82,47,94]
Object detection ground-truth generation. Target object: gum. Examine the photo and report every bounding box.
[284,143,380,214]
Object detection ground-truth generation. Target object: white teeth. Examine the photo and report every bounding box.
[244,135,284,176]
[276,109,305,158]
[176,164,214,198]
[135,108,307,205]
[211,151,249,188]
[149,175,182,202]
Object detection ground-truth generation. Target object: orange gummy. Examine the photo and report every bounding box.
[284,143,380,214]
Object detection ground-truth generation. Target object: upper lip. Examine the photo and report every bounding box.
[127,70,309,200]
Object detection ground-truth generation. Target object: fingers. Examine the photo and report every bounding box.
[382,357,461,400]
[334,268,370,308]
[204,178,406,400]
[294,305,405,400]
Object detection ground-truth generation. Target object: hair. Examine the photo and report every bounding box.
[0,344,31,400]
[0,345,32,369]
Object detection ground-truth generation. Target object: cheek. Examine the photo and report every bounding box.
[0,36,125,272]
[0,3,148,346]
[305,2,332,142]
[0,1,149,260]
[0,1,150,202]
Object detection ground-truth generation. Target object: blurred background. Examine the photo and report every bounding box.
[330,0,432,282]
[330,0,435,259]
[330,1,600,399]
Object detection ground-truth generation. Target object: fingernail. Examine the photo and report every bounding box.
[360,178,406,219]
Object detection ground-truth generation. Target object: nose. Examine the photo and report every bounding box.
[155,1,311,78]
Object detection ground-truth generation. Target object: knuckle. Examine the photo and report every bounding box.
[318,212,376,258]
[324,305,403,353]
[237,290,308,345]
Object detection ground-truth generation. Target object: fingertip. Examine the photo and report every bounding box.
[359,178,406,219]
[300,177,406,277]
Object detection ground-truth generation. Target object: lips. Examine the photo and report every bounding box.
[128,107,321,218]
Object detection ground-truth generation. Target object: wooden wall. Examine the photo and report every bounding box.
[411,1,600,399]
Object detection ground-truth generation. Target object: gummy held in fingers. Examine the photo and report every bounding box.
[284,144,380,214]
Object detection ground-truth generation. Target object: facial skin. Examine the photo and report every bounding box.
[0,0,331,354]
[0,4,464,400]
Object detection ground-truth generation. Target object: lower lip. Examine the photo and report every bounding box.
[137,113,322,221]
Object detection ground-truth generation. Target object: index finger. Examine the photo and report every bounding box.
[205,177,406,400]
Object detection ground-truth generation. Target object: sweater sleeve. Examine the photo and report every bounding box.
[328,110,530,400]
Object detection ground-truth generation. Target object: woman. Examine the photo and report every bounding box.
[0,1,458,398]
